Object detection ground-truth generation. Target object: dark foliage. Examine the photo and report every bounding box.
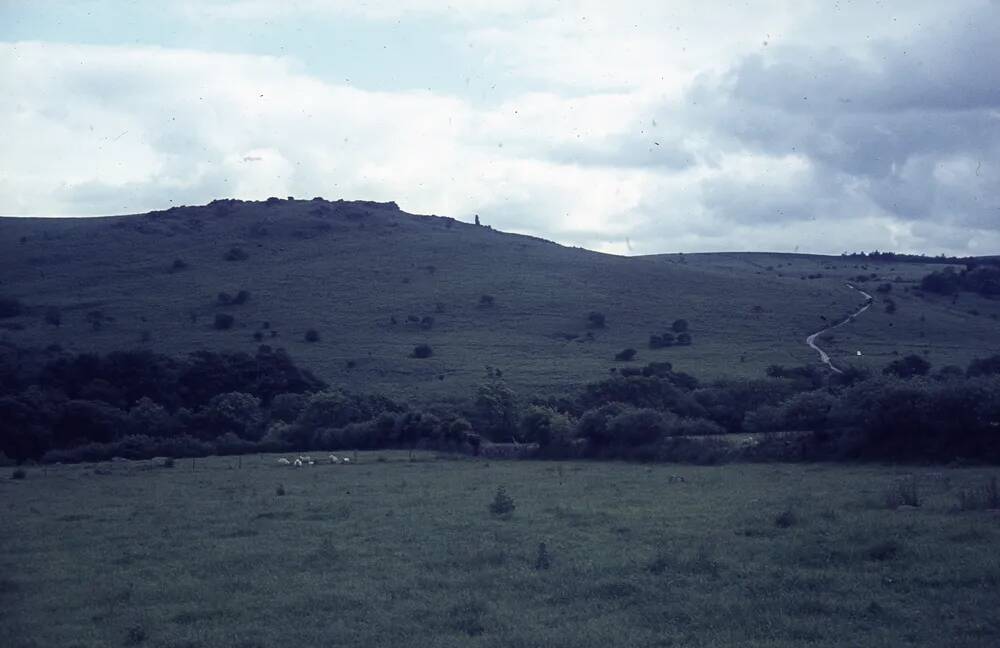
[615,348,637,362]
[304,329,320,343]
[412,344,433,359]
[883,355,931,379]
[0,297,22,319]
[587,311,606,329]
[213,313,235,330]
[921,262,1000,297]
[223,247,249,261]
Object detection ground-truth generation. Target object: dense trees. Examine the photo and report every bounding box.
[3,341,1000,466]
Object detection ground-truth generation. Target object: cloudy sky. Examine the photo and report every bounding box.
[2,1,998,255]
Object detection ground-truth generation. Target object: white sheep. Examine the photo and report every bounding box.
[329,454,342,464]
[343,457,351,464]
[293,458,303,467]
[277,458,291,466]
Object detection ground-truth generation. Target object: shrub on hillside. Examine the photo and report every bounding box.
[478,295,495,308]
[0,297,22,319]
[675,332,692,346]
[649,333,674,349]
[671,319,689,333]
[213,313,235,330]
[223,247,248,261]
[587,311,606,329]
[968,355,1000,377]
[412,344,433,358]
[304,329,320,343]
[615,348,637,362]
[883,355,931,379]
[171,258,188,272]
[44,307,61,327]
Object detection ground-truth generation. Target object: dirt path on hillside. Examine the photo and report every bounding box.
[805,283,874,373]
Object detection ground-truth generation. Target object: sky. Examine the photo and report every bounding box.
[1,0,999,256]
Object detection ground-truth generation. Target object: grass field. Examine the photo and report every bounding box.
[3,200,998,406]
[3,454,1000,647]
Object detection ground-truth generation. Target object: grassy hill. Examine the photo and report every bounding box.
[2,198,998,404]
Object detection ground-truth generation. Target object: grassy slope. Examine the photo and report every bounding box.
[3,455,1000,647]
[1,199,998,404]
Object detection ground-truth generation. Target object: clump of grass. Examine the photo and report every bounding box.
[449,599,488,637]
[867,539,903,562]
[957,476,1000,511]
[489,486,515,518]
[534,542,551,570]
[125,625,147,645]
[275,483,285,496]
[885,477,920,508]
[11,468,26,480]
[774,508,798,528]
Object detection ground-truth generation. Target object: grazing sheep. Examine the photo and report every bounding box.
[277,458,291,466]
[343,457,351,464]
[293,458,303,467]
[329,455,342,464]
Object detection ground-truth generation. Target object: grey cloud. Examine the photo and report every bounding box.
[681,1,1000,239]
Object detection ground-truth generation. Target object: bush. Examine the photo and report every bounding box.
[883,355,930,379]
[0,297,22,319]
[270,393,309,423]
[671,319,689,333]
[304,329,320,343]
[171,258,188,271]
[475,375,519,440]
[968,355,1000,377]
[478,295,495,308]
[615,348,637,362]
[44,307,61,326]
[675,332,692,346]
[213,313,235,330]
[412,344,433,358]
[489,486,515,517]
[223,247,248,261]
[587,311,606,329]
[11,468,26,480]
[520,405,572,447]
[649,333,674,349]
[606,407,673,447]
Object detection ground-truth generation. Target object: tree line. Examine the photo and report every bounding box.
[2,342,1000,465]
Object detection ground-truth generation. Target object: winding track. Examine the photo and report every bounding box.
[805,283,874,373]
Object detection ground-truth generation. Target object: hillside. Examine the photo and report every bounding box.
[1,198,998,404]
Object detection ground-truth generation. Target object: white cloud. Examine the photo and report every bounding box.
[1,0,997,256]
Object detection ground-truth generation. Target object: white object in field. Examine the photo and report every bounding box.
[277,457,291,465]
[343,457,350,463]
[329,454,342,464]
[857,350,863,356]
[293,458,303,467]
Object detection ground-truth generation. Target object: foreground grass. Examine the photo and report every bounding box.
[3,455,1000,647]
